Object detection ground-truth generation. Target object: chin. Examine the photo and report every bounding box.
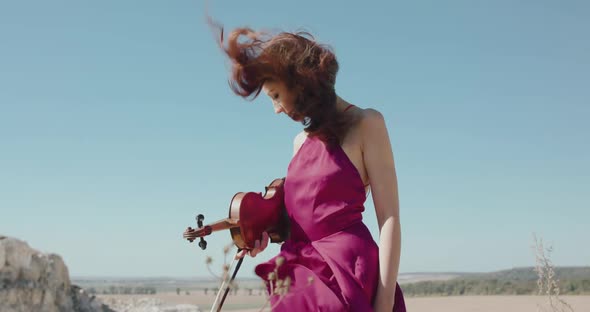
[285,110,304,122]
[290,115,303,122]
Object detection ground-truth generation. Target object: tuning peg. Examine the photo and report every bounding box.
[196,214,205,228]
[199,237,207,250]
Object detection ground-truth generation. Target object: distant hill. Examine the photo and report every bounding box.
[399,266,590,296]
[456,266,590,281]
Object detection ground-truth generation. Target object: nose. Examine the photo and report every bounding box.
[273,102,284,114]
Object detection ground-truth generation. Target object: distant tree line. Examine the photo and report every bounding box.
[200,287,267,296]
[400,278,590,296]
[87,286,157,295]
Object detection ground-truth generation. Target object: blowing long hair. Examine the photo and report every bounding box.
[206,13,357,146]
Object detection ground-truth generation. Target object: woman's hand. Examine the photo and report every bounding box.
[235,231,269,259]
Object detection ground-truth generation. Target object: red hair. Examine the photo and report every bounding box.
[207,15,356,145]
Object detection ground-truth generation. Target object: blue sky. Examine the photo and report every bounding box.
[1,1,588,278]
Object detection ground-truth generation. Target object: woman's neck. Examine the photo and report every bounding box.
[335,95,352,112]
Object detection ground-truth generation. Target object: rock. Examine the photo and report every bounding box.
[0,235,115,312]
[0,238,5,270]
[3,236,34,269]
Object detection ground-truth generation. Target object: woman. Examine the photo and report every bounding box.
[209,19,406,312]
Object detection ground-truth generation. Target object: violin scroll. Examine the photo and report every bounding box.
[183,214,209,250]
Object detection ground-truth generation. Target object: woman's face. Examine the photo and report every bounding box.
[262,80,301,121]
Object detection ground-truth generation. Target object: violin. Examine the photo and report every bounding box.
[183,177,290,250]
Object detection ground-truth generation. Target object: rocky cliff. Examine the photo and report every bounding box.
[0,235,114,312]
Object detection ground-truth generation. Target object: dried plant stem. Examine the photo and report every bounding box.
[203,242,315,312]
[531,232,575,312]
[257,256,315,311]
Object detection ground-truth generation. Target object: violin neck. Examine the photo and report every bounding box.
[209,217,239,232]
[196,218,239,237]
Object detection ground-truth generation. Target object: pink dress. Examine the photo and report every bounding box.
[255,127,407,311]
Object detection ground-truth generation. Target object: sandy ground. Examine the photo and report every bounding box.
[98,292,590,311]
[404,295,588,312]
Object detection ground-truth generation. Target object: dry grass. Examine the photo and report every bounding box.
[203,242,314,311]
[532,232,575,312]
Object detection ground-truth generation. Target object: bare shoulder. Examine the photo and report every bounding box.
[354,107,389,152]
[293,131,308,156]
[355,107,386,135]
[358,107,385,125]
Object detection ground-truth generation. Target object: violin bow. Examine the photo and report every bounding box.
[210,248,244,312]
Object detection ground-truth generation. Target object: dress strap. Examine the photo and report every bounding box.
[343,104,355,112]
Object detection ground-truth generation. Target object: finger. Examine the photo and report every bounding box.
[235,249,247,260]
[261,232,269,250]
[251,240,261,257]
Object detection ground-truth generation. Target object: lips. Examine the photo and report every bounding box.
[288,112,302,122]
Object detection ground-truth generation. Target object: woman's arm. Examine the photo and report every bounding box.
[361,109,401,312]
